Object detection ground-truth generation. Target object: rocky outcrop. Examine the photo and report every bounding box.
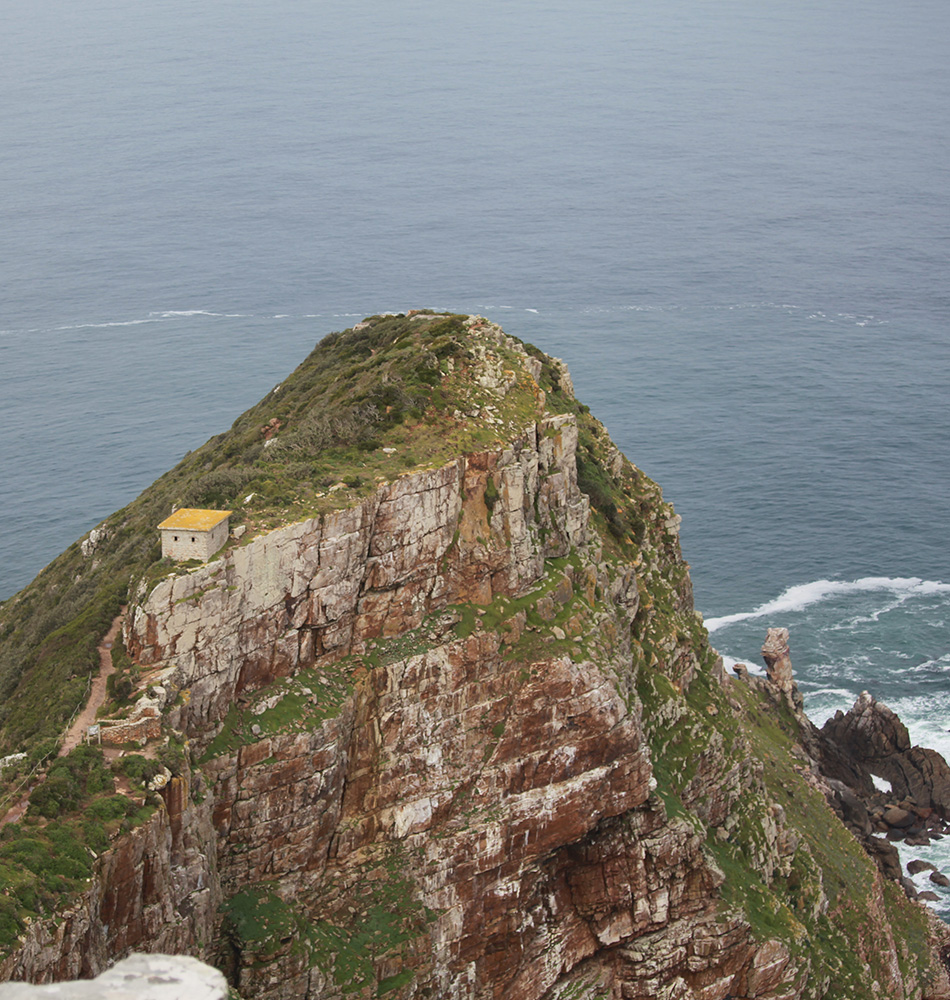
[127,414,589,740]
[0,771,219,984]
[743,649,950,900]
[822,691,950,819]
[3,316,950,999]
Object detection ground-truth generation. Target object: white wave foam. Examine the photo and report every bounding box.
[704,576,950,633]
[54,319,161,330]
[909,653,950,673]
[802,685,859,704]
[150,310,229,318]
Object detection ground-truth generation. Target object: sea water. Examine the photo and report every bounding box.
[1,0,949,913]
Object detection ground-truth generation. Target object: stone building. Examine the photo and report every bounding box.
[157,508,231,562]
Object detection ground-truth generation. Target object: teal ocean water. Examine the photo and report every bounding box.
[2,0,949,910]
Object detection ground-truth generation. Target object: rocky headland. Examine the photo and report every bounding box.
[0,313,948,999]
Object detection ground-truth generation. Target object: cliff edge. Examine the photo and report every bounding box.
[0,313,948,999]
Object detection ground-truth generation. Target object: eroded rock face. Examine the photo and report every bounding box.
[127,416,589,738]
[0,777,219,983]
[5,322,950,1000]
[116,404,785,997]
[822,691,950,818]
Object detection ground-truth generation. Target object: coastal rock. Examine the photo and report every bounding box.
[883,807,915,828]
[80,528,108,559]
[821,691,950,818]
[761,628,793,693]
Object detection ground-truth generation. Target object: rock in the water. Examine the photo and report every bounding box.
[820,690,950,819]
[930,871,950,888]
[908,860,937,876]
[883,807,915,828]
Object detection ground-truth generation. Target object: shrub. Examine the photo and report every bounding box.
[116,754,162,790]
[85,796,129,822]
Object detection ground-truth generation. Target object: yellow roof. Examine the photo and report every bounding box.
[157,508,232,532]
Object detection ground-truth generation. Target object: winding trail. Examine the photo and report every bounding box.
[59,608,126,756]
[0,609,127,827]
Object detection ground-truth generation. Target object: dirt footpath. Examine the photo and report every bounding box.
[59,608,126,756]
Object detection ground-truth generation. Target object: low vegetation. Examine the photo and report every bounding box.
[0,746,158,952]
[219,845,435,997]
[0,312,541,755]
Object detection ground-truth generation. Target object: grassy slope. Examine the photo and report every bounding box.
[0,312,539,754]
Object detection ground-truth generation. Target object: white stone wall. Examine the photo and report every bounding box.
[161,519,229,562]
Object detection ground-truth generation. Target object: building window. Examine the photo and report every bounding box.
[191,536,196,542]
[174,535,179,541]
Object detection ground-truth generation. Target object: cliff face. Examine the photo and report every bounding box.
[2,315,949,999]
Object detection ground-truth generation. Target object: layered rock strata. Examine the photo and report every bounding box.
[2,316,950,999]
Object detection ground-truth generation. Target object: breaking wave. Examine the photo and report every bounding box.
[704,577,950,633]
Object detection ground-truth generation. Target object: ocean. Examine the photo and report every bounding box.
[2,0,949,911]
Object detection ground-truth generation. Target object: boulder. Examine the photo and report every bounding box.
[883,807,915,829]
[0,953,227,1000]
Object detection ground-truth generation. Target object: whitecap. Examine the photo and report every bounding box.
[908,653,950,673]
[151,310,226,318]
[795,685,857,700]
[54,319,161,330]
[703,576,950,633]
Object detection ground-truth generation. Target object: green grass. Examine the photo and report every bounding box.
[0,312,551,755]
[221,846,435,996]
[198,656,364,764]
[0,745,159,955]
